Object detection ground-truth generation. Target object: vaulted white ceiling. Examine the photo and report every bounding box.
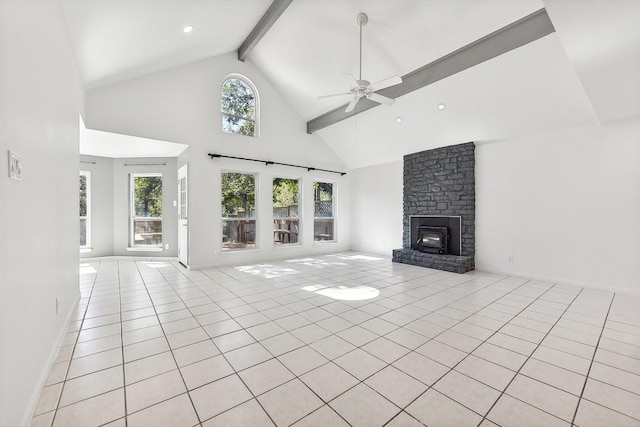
[62,0,640,167]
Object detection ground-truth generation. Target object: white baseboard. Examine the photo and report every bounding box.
[20,291,81,427]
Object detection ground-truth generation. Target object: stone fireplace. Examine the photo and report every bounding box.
[392,143,475,273]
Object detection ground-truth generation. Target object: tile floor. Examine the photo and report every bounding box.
[32,253,640,427]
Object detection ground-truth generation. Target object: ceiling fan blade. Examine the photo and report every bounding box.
[367,92,395,106]
[318,92,351,99]
[369,75,402,91]
[345,97,359,112]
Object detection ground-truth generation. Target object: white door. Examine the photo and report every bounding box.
[178,164,188,267]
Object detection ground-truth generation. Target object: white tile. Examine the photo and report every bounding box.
[238,358,295,396]
[293,405,349,427]
[124,337,170,363]
[212,330,256,353]
[172,339,220,367]
[434,330,483,353]
[246,321,286,340]
[406,389,482,427]
[336,325,378,347]
[384,327,430,350]
[125,369,186,414]
[574,399,640,427]
[278,346,329,376]
[180,354,234,390]
[519,358,586,396]
[385,411,424,427]
[330,383,400,427]
[505,374,579,422]
[260,332,305,356]
[393,351,450,386]
[190,374,253,421]
[365,366,428,408]
[166,327,209,349]
[73,334,122,358]
[127,393,198,427]
[300,362,359,402]
[589,362,640,395]
[291,323,332,344]
[455,355,516,391]
[434,370,501,416]
[473,342,527,371]
[31,411,55,427]
[310,335,356,360]
[415,339,467,367]
[258,379,323,426]
[59,366,123,407]
[203,398,275,427]
[487,394,569,427]
[34,383,63,416]
[66,348,122,379]
[125,351,177,384]
[53,389,125,427]
[225,342,273,371]
[203,319,243,338]
[532,345,591,375]
[583,378,640,420]
[334,348,386,381]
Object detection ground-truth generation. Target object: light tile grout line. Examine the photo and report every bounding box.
[38,256,640,427]
[130,259,204,426]
[145,260,285,427]
[117,260,129,427]
[49,259,101,427]
[570,293,615,427]
[380,280,570,426]
[475,287,588,427]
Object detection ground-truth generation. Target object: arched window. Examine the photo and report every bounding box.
[221,75,258,137]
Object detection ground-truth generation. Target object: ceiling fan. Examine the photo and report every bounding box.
[319,12,403,113]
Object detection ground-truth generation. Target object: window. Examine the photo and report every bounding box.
[221,172,256,250]
[221,76,258,137]
[273,178,300,245]
[313,181,335,241]
[130,174,163,247]
[79,171,91,248]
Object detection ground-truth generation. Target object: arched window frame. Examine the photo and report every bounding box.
[221,74,260,138]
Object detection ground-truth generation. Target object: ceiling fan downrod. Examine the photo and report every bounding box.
[356,12,368,82]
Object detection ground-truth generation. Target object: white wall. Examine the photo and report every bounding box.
[347,119,640,294]
[476,118,640,294]
[80,155,114,258]
[86,53,349,268]
[112,158,178,257]
[0,2,83,425]
[350,161,403,256]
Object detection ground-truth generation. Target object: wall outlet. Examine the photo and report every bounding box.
[173,200,177,207]
[165,244,169,250]
[507,254,514,263]
[55,297,60,314]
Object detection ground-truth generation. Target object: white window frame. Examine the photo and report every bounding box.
[80,171,91,250]
[130,173,163,248]
[221,171,258,251]
[221,73,260,138]
[313,180,336,242]
[272,177,301,246]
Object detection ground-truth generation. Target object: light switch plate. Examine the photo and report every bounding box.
[8,150,22,181]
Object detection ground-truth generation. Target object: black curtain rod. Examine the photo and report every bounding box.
[207,153,346,176]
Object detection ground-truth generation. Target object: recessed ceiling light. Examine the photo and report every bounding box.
[437,103,446,110]
[395,116,403,123]
[183,25,193,33]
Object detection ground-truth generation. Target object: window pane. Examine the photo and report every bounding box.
[222,219,256,250]
[79,175,87,217]
[221,78,256,137]
[80,218,87,246]
[134,176,162,217]
[132,175,162,246]
[273,178,299,245]
[314,181,334,241]
[222,172,256,250]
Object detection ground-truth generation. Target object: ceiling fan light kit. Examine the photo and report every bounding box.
[319,12,403,113]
